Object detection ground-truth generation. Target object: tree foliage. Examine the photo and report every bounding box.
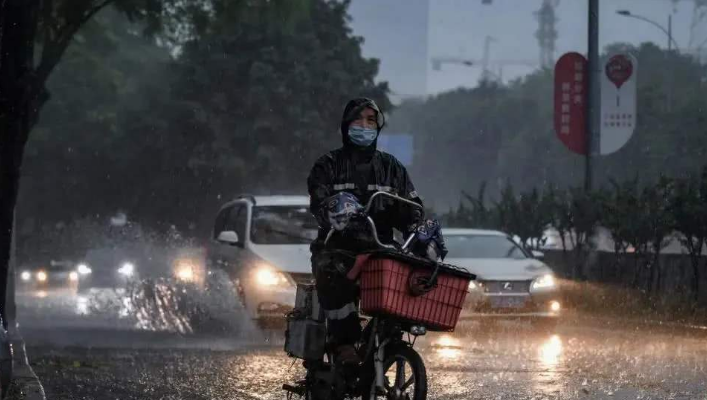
[389,43,707,208]
[16,0,391,243]
[1,0,195,326]
[448,170,707,299]
[670,167,707,301]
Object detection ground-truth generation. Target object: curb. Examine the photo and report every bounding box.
[7,339,45,400]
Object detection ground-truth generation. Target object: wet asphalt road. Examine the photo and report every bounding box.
[16,289,707,400]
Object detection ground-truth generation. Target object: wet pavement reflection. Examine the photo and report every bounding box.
[17,287,707,399]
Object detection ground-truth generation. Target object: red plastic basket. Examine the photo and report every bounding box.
[359,257,470,331]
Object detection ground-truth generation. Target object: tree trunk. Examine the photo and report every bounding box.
[0,0,38,328]
[652,252,661,296]
[690,252,701,304]
[631,252,640,289]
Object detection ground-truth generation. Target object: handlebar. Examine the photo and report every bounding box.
[362,191,422,250]
[324,191,423,250]
[364,191,423,214]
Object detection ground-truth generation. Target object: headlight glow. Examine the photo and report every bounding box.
[550,301,561,312]
[77,264,92,275]
[69,272,79,281]
[36,271,47,282]
[21,271,31,281]
[118,262,135,277]
[469,281,482,290]
[174,258,200,282]
[532,274,556,290]
[176,266,194,282]
[254,267,290,287]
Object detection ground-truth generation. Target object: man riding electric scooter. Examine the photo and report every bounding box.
[307,98,443,367]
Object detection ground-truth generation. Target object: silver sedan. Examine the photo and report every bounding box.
[445,229,561,327]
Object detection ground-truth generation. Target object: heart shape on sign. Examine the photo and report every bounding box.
[605,54,634,89]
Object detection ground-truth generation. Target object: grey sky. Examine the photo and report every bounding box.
[349,0,701,100]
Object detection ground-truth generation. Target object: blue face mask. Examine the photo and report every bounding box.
[348,125,378,147]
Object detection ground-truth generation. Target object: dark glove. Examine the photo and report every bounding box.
[408,219,448,261]
[320,192,363,232]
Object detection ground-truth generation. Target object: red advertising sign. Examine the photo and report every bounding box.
[554,52,588,155]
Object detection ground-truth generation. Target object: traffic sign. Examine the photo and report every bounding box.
[554,52,588,155]
[599,53,637,155]
[378,134,414,166]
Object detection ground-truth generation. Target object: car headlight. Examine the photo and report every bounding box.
[36,271,47,282]
[174,258,200,282]
[468,281,483,291]
[176,264,194,282]
[69,272,79,281]
[254,266,291,287]
[77,264,92,275]
[21,271,32,281]
[532,274,556,290]
[118,262,135,277]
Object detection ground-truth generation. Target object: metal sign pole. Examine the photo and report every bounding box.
[585,0,599,192]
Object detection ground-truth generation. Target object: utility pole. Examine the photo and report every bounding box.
[585,0,599,192]
[616,10,677,111]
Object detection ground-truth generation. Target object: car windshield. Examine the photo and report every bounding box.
[446,234,528,260]
[250,206,318,245]
[48,263,75,272]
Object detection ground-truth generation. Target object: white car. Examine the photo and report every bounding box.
[445,228,561,327]
[208,195,317,327]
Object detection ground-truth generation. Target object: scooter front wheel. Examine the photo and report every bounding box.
[366,345,427,400]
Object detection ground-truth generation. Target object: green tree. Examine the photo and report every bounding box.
[459,182,495,229]
[17,7,172,228]
[567,188,601,279]
[0,0,326,326]
[494,182,521,239]
[0,0,185,329]
[599,180,637,283]
[389,43,707,211]
[550,188,573,254]
[671,168,707,302]
[111,0,389,233]
[642,177,675,294]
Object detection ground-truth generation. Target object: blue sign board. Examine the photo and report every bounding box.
[378,133,414,166]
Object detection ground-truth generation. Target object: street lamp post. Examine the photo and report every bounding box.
[586,0,600,192]
[616,10,679,52]
[617,10,677,111]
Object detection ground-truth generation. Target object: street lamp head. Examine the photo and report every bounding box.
[616,10,632,16]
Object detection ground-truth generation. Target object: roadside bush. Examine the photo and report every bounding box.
[450,166,707,305]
